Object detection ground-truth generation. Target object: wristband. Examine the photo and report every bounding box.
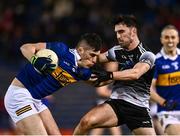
[30,55,37,64]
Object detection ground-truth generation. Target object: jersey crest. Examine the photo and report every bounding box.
[51,66,77,86]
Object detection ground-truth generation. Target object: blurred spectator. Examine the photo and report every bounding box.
[0,0,180,63]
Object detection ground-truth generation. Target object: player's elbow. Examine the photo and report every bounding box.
[20,44,28,52]
[20,43,36,54]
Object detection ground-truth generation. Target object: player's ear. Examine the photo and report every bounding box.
[160,36,163,44]
[77,47,85,55]
[177,35,179,43]
[130,27,136,40]
[131,27,137,35]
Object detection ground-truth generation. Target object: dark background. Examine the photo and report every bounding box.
[0,0,179,134]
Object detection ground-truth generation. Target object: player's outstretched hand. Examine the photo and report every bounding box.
[31,55,56,74]
[163,99,178,110]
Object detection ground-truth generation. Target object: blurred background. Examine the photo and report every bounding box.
[0,0,180,135]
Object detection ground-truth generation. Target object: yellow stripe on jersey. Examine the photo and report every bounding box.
[157,71,180,86]
[51,67,77,86]
[16,105,32,116]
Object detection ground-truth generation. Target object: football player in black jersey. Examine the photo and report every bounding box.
[74,14,156,135]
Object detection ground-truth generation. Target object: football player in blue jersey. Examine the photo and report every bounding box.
[74,14,156,135]
[4,33,102,135]
[150,25,180,135]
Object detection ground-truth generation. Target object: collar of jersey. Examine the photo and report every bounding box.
[161,48,180,60]
[69,49,81,66]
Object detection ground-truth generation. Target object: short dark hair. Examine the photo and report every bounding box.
[78,33,102,51]
[111,14,139,29]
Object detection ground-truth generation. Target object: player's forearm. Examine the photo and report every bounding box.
[112,62,150,81]
[20,44,37,61]
[112,69,142,80]
[150,88,165,106]
[20,43,46,61]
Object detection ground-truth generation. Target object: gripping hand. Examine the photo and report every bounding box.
[163,99,178,111]
[91,67,113,86]
[92,69,113,81]
[31,55,56,74]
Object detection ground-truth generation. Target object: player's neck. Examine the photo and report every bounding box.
[127,36,140,51]
[164,48,177,57]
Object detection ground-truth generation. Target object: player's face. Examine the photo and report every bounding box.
[77,40,100,68]
[161,29,179,53]
[115,23,134,48]
[80,49,100,67]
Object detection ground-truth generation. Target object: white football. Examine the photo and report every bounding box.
[36,49,58,68]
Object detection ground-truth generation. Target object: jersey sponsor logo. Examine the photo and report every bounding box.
[142,120,150,124]
[162,62,179,70]
[157,71,180,86]
[162,65,170,69]
[171,62,179,70]
[72,67,76,72]
[121,55,127,59]
[16,105,32,116]
[128,55,134,61]
[63,60,70,66]
[51,67,77,86]
[120,60,134,69]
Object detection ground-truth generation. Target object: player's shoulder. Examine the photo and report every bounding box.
[137,42,151,53]
[156,52,163,59]
[46,42,70,54]
[109,45,123,51]
[154,52,164,65]
[46,42,68,49]
[137,43,155,58]
[142,51,155,57]
[177,48,180,56]
[106,45,123,61]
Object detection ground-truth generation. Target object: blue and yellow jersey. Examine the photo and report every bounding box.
[154,48,180,112]
[16,42,91,99]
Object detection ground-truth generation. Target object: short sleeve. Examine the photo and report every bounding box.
[46,42,68,57]
[139,51,156,69]
[105,47,117,61]
[153,60,159,79]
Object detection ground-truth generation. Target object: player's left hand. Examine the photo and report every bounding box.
[31,55,56,75]
[91,69,113,86]
[163,99,178,110]
[43,64,57,75]
[92,69,113,81]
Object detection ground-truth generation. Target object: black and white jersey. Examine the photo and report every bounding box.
[105,42,155,108]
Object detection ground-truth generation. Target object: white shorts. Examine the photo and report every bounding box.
[157,111,180,131]
[4,85,48,123]
[150,102,157,117]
